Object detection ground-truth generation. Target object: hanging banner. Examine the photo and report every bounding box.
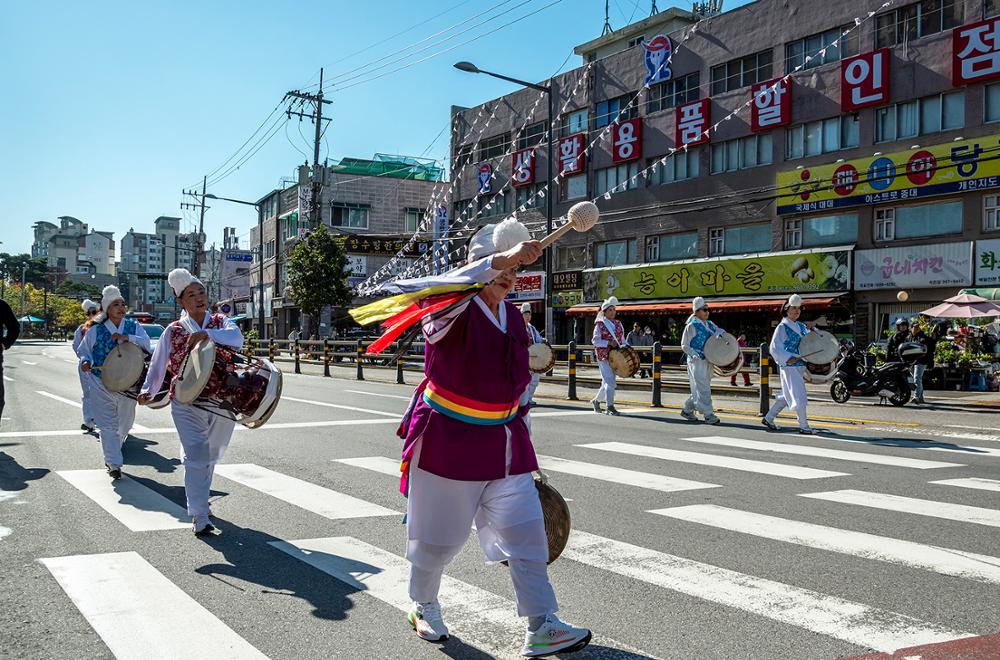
[751,77,791,132]
[976,238,1000,285]
[512,148,535,186]
[506,271,545,301]
[612,118,643,163]
[776,133,1000,214]
[854,242,973,290]
[841,49,890,112]
[557,133,586,175]
[641,35,673,86]
[342,235,431,257]
[433,203,449,275]
[676,99,711,148]
[953,17,1000,86]
[583,248,851,302]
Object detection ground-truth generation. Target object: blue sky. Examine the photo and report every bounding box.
[0,0,750,255]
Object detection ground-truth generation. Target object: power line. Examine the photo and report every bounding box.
[207,115,289,188]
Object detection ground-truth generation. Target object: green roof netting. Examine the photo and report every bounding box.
[331,153,443,182]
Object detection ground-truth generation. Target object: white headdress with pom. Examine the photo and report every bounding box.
[168,268,203,298]
[100,286,124,311]
[81,298,98,312]
[467,218,531,263]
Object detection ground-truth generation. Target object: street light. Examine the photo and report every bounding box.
[204,193,265,338]
[453,61,556,341]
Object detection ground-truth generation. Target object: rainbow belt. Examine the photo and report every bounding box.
[422,380,519,426]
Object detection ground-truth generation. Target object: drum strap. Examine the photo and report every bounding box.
[601,319,621,343]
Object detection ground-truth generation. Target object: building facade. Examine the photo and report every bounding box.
[449,0,1000,344]
[119,216,200,323]
[30,216,116,290]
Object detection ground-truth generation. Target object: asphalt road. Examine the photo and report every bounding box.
[1,340,999,660]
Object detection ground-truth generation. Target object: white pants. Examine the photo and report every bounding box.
[406,455,556,617]
[766,366,809,428]
[592,359,616,407]
[79,368,96,427]
[89,376,136,468]
[684,357,714,417]
[171,402,235,517]
[525,373,540,403]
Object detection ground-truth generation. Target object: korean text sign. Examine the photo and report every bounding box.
[557,134,586,175]
[676,99,711,147]
[751,77,791,132]
[841,49,890,112]
[953,17,1000,86]
[506,271,545,301]
[855,243,973,290]
[976,238,1000,285]
[612,118,643,163]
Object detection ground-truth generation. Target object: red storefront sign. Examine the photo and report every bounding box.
[841,49,890,112]
[612,118,643,163]
[511,148,535,187]
[953,17,1000,85]
[557,133,586,175]
[751,77,791,132]
[676,98,711,147]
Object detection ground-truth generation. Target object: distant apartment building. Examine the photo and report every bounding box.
[119,216,200,323]
[30,216,116,288]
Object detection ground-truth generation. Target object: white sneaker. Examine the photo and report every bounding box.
[522,615,592,657]
[407,601,449,641]
[192,515,215,535]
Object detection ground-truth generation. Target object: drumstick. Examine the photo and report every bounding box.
[538,201,600,249]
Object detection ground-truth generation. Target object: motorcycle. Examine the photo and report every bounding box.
[829,341,926,406]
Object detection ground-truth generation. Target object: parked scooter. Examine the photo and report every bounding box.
[830,341,926,406]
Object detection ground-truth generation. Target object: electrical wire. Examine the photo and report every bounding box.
[207,115,288,188]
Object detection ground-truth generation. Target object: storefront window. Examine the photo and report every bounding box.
[894,200,962,239]
[986,83,1000,123]
[653,232,699,261]
[557,244,588,270]
[560,174,587,201]
[595,239,638,267]
[986,195,1000,232]
[790,213,858,248]
[711,224,771,256]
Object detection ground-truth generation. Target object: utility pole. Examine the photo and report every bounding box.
[285,68,332,230]
[181,176,208,276]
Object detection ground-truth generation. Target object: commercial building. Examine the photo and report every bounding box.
[119,216,199,323]
[449,0,1000,344]
[30,216,116,288]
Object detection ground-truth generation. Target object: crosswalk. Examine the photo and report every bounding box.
[25,431,1000,659]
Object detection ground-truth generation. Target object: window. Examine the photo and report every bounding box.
[785,26,859,72]
[595,163,640,196]
[595,239,638,267]
[560,174,587,201]
[875,208,896,241]
[785,115,859,159]
[894,201,963,238]
[648,149,700,185]
[478,133,510,161]
[264,240,276,259]
[280,213,299,240]
[986,195,1000,231]
[453,198,472,221]
[331,203,370,229]
[557,244,588,270]
[651,232,699,262]
[595,94,638,129]
[514,184,543,210]
[711,134,773,173]
[455,143,474,168]
[647,72,700,114]
[645,236,659,262]
[559,110,588,137]
[875,0,962,48]
[709,224,771,256]
[990,0,1000,17]
[985,83,1000,123]
[784,220,803,249]
[478,192,510,218]
[711,49,773,94]
[518,122,545,150]
[875,92,964,142]
[785,213,858,249]
[627,35,645,48]
[404,208,422,233]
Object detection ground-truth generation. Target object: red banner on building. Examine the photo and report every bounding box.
[612,118,642,163]
[953,17,1000,86]
[676,98,711,148]
[751,77,791,132]
[841,49,890,112]
[511,148,535,187]
[557,133,586,175]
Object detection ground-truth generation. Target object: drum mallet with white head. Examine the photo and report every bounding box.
[539,201,600,249]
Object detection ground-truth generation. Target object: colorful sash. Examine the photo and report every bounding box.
[422,379,519,426]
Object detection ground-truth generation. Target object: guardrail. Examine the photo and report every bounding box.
[248,339,773,414]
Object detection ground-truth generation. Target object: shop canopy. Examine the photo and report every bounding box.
[920,293,1000,318]
[962,288,1000,301]
[566,293,847,316]
[17,315,44,323]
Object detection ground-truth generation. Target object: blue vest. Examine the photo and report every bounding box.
[92,319,136,376]
[688,318,718,359]
[782,320,808,368]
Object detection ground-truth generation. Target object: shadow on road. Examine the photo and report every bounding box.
[0,451,49,491]
[123,435,181,473]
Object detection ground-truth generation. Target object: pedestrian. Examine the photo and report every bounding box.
[139,268,244,535]
[626,322,650,378]
[591,297,627,416]
[0,297,20,427]
[288,327,300,342]
[909,320,934,404]
[521,303,543,406]
[78,286,151,479]
[73,299,100,431]
[762,294,815,435]
[887,318,910,361]
[730,333,751,387]
[680,297,724,425]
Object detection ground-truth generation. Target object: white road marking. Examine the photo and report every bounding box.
[579,441,848,480]
[41,552,267,659]
[0,417,399,439]
[930,477,1000,492]
[36,390,81,408]
[2,375,12,382]
[679,435,963,469]
[563,530,971,653]
[650,505,1000,585]
[344,390,411,401]
[214,464,398,519]
[63,359,77,364]
[56,470,190,531]
[800,490,1000,528]
[537,454,720,493]
[271,536,648,660]
[281,396,399,417]
[20,361,37,366]
[333,456,399,477]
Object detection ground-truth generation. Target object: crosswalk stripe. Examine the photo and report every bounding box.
[270,536,650,660]
[537,455,720,493]
[214,464,399,519]
[930,477,1000,492]
[800,490,1000,528]
[281,396,399,417]
[333,456,400,477]
[562,530,970,653]
[649,504,1000,585]
[578,441,848,479]
[40,551,267,659]
[21,360,37,365]
[36,390,82,408]
[56,470,190,531]
[0,418,400,439]
[679,435,964,469]
[344,389,412,401]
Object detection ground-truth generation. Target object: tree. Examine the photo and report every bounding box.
[286,226,352,334]
[56,279,101,299]
[0,253,48,287]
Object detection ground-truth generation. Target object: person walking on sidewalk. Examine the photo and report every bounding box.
[626,323,652,378]
[680,297,724,425]
[73,299,100,431]
[730,334,751,387]
[591,297,627,416]
[521,303,543,406]
[0,298,20,427]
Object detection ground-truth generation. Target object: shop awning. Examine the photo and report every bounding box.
[229,314,248,322]
[962,288,1000,301]
[565,293,848,316]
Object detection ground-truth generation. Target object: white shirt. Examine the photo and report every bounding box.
[78,318,152,366]
[140,312,243,396]
[421,256,504,345]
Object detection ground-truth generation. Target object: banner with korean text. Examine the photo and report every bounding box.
[854,242,972,291]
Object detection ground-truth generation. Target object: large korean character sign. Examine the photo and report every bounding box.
[557,133,586,175]
[751,77,791,132]
[676,98,710,147]
[841,49,890,111]
[512,148,535,186]
[953,17,1000,85]
[612,118,642,163]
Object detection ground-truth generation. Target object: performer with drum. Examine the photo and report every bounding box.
[762,294,815,435]
[680,297,725,424]
[521,302,543,406]
[138,268,244,535]
[78,286,151,479]
[73,299,100,432]
[590,297,627,416]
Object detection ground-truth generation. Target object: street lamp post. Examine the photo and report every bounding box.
[204,193,264,338]
[454,62,556,341]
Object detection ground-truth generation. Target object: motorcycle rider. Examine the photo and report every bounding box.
[886,317,910,362]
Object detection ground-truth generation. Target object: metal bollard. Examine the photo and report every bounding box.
[759,343,770,416]
[396,346,405,384]
[323,339,331,377]
[567,341,578,400]
[294,339,301,374]
[268,340,276,363]
[356,339,365,381]
[652,342,662,407]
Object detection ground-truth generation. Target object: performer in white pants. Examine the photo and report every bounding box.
[763,294,815,435]
[73,299,100,432]
[78,287,150,479]
[680,296,724,424]
[521,302,543,406]
[590,297,626,416]
[139,268,244,535]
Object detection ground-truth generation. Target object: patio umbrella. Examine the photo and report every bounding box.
[17,315,45,323]
[920,293,1000,318]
